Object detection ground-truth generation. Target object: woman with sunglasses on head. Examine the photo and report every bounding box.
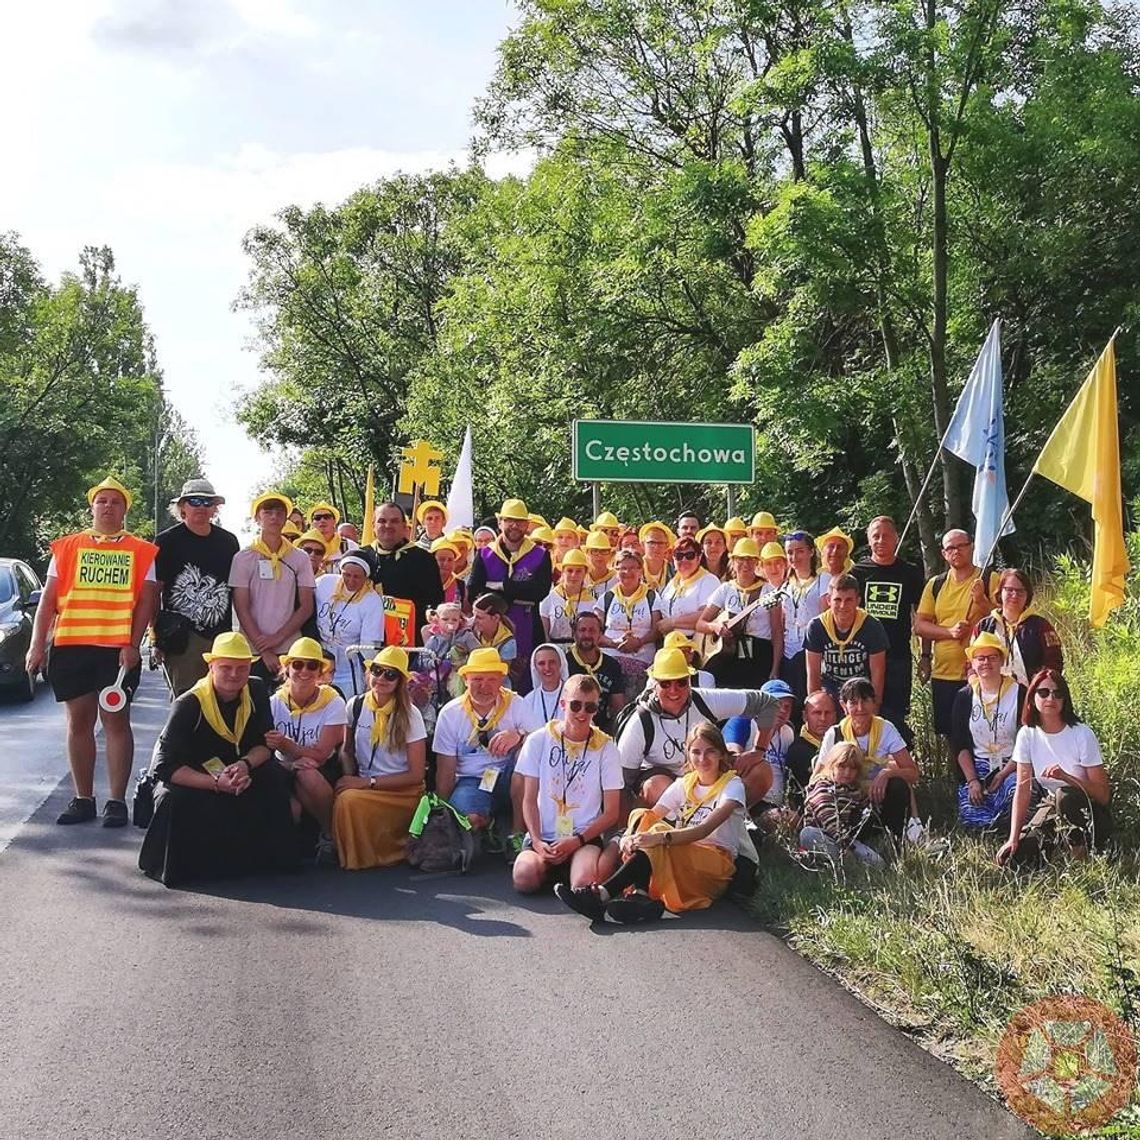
[314,553,384,696]
[972,568,1063,697]
[997,670,1112,869]
[656,535,720,638]
[267,637,347,855]
[332,646,427,870]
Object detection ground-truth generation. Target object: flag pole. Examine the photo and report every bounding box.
[896,420,956,553]
[976,472,1035,573]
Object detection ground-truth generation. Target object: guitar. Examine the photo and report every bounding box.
[697,588,786,673]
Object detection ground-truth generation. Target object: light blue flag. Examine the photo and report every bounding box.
[943,319,1013,561]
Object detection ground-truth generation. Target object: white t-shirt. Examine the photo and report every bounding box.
[539,589,596,642]
[515,723,623,841]
[761,723,796,806]
[781,575,828,658]
[314,575,385,696]
[658,569,720,622]
[269,689,348,767]
[350,700,428,778]
[597,588,659,664]
[655,774,754,862]
[707,581,773,639]
[818,718,906,778]
[433,692,543,778]
[1011,723,1104,792]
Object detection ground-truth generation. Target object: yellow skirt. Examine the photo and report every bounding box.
[333,785,424,870]
[626,809,736,913]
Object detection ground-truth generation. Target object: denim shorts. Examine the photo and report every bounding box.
[449,761,515,820]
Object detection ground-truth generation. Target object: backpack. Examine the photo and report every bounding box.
[405,793,477,873]
[613,690,720,755]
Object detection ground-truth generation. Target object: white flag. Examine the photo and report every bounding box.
[446,427,474,530]
[943,319,1013,561]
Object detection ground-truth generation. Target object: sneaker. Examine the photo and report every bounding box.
[505,832,525,865]
[56,797,96,825]
[101,799,129,828]
[553,882,607,922]
[315,835,339,866]
[483,819,504,854]
[604,890,664,925]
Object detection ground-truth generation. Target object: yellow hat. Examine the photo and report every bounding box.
[282,525,302,540]
[965,631,1008,660]
[458,647,510,677]
[662,631,697,653]
[760,541,787,561]
[446,528,474,551]
[86,475,134,511]
[281,636,326,665]
[730,537,761,559]
[528,512,550,529]
[724,516,748,536]
[307,502,341,524]
[648,648,693,682]
[251,490,294,519]
[553,517,580,536]
[417,500,448,524]
[296,528,326,550]
[815,526,855,555]
[430,537,460,556]
[577,525,590,540]
[638,521,676,545]
[594,510,621,529]
[697,524,726,543]
[498,498,530,520]
[584,531,612,552]
[560,549,589,568]
[202,631,258,663]
[750,511,777,529]
[364,645,411,678]
[530,525,555,544]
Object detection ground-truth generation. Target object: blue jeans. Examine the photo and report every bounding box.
[449,760,515,823]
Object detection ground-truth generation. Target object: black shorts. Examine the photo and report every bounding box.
[931,678,961,736]
[625,765,679,793]
[48,645,142,704]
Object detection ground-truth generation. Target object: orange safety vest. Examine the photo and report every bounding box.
[51,531,158,647]
[382,595,416,648]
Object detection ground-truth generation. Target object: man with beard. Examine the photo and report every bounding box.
[565,611,627,732]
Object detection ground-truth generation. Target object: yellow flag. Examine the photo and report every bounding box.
[1033,337,1130,626]
[360,465,376,547]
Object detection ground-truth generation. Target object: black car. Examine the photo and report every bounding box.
[0,558,43,701]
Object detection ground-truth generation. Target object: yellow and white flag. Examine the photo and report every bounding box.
[360,465,376,547]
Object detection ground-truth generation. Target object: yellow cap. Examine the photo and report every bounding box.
[560,549,589,568]
[417,500,448,524]
[730,537,761,559]
[528,512,550,529]
[530,526,555,543]
[430,537,460,556]
[965,631,1008,660]
[281,636,326,664]
[584,531,612,552]
[750,511,777,529]
[307,502,341,524]
[202,631,258,663]
[697,524,726,543]
[594,510,621,529]
[498,498,530,520]
[446,528,474,551]
[364,645,411,678]
[577,526,589,539]
[760,541,787,561]
[296,528,326,550]
[724,516,748,536]
[648,648,693,681]
[86,475,134,511]
[815,526,854,555]
[662,631,697,653]
[553,517,580,535]
[251,490,294,519]
[458,647,510,677]
[638,521,676,545]
[282,525,302,540]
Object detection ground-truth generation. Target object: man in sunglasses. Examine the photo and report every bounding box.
[306,502,358,571]
[616,647,780,809]
[154,478,239,695]
[512,674,623,895]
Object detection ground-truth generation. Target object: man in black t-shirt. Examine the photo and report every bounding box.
[154,479,240,695]
[804,575,890,707]
[851,515,924,737]
[564,612,627,733]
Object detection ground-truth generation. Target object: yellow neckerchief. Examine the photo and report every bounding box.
[568,645,600,676]
[667,566,711,599]
[190,676,252,751]
[330,580,369,604]
[364,692,396,748]
[82,529,127,543]
[821,607,868,650]
[320,533,342,558]
[588,569,614,587]
[610,582,649,624]
[989,606,1035,652]
[840,715,885,758]
[555,581,591,608]
[440,573,458,595]
[678,769,735,825]
[477,622,512,650]
[374,540,415,561]
[967,674,1016,755]
[733,578,765,609]
[275,683,338,716]
[644,560,670,590]
[461,690,515,744]
[800,725,822,748]
[251,536,296,579]
[491,535,536,569]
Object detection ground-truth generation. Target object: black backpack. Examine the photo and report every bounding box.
[613,690,720,755]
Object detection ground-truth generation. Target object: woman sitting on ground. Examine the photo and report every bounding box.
[800,742,883,867]
[555,722,755,924]
[951,633,1018,832]
[266,637,347,857]
[972,568,1063,697]
[997,669,1112,869]
[332,646,427,870]
[138,632,296,887]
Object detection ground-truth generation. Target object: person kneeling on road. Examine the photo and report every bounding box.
[556,722,755,924]
[512,674,623,895]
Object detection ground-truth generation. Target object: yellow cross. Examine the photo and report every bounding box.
[398,439,444,496]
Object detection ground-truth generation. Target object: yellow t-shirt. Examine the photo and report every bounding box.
[917,569,998,681]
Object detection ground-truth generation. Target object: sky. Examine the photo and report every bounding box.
[2,0,528,534]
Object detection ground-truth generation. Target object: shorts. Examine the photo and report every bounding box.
[48,645,142,705]
[521,833,604,852]
[930,678,962,736]
[624,764,680,793]
[449,761,516,820]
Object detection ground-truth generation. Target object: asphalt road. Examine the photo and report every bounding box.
[0,672,1030,1140]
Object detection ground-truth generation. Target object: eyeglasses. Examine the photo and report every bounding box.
[370,665,403,681]
[184,496,216,508]
[942,542,972,553]
[1001,586,1027,595]
[312,513,335,522]
[1034,687,1064,699]
[567,699,599,714]
[657,678,690,690]
[674,550,698,561]
[290,659,322,672]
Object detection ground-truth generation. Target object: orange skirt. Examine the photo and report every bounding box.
[333,785,424,870]
[626,809,735,913]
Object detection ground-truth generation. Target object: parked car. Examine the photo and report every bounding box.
[0,558,43,701]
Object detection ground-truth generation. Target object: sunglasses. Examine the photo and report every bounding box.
[312,513,335,522]
[290,659,322,672]
[370,665,403,681]
[657,678,690,690]
[184,496,216,508]
[567,699,599,714]
[784,530,810,542]
[674,550,699,561]
[1034,687,1064,699]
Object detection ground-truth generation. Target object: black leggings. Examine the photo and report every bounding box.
[600,850,652,895]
